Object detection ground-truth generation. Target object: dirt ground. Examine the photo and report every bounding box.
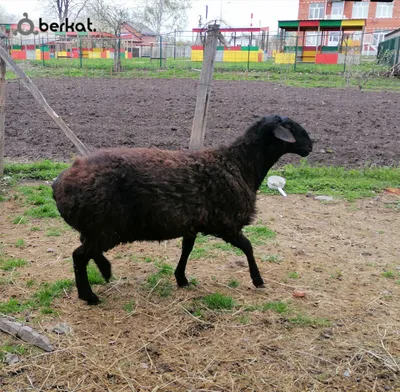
[4,78,400,167]
[0,185,399,392]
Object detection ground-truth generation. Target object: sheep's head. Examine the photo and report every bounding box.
[263,115,313,157]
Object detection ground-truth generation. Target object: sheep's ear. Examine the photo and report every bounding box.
[273,125,296,143]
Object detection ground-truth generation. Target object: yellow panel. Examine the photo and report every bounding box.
[342,19,364,27]
[36,49,41,60]
[56,51,67,58]
[223,51,258,62]
[303,50,316,56]
[93,48,102,52]
[274,53,295,64]
[191,50,203,61]
[89,51,102,59]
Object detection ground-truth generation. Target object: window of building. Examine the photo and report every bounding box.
[352,2,369,19]
[373,30,391,45]
[306,31,322,46]
[309,3,325,20]
[328,31,340,47]
[376,3,393,18]
[331,2,344,18]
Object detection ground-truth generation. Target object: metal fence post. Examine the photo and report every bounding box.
[41,37,45,66]
[160,35,163,68]
[79,37,83,68]
[294,35,298,72]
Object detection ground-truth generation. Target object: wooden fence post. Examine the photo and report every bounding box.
[0,45,89,156]
[0,57,5,176]
[189,23,220,151]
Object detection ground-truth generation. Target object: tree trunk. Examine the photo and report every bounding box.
[113,36,122,72]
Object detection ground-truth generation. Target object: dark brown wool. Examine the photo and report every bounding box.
[52,115,313,304]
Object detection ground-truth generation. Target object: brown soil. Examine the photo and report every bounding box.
[4,78,400,167]
[1,188,399,391]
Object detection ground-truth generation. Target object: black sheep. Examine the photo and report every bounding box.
[52,115,313,305]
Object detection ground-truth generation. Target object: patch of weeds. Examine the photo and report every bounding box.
[189,277,199,286]
[382,271,396,279]
[15,239,26,248]
[34,279,74,307]
[330,269,343,280]
[41,307,58,315]
[288,314,331,327]
[260,161,400,201]
[30,226,41,232]
[87,262,106,285]
[45,228,62,237]
[26,279,36,288]
[288,271,299,279]
[243,225,276,245]
[190,246,211,260]
[196,234,211,244]
[246,301,289,314]
[16,185,59,219]
[131,255,157,263]
[228,279,240,288]
[5,160,68,181]
[261,301,289,314]
[261,254,282,263]
[237,315,250,324]
[123,300,135,313]
[12,215,28,225]
[201,293,236,310]
[396,280,400,285]
[192,308,204,318]
[0,344,27,361]
[0,298,33,314]
[0,257,27,271]
[146,262,174,297]
[114,252,123,259]
[211,242,243,256]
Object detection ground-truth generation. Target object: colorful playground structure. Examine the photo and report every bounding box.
[276,18,365,65]
[191,27,269,63]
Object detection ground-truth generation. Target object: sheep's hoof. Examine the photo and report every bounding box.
[80,293,100,305]
[253,279,265,288]
[176,277,189,287]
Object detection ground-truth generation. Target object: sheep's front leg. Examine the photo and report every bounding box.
[174,236,196,287]
[72,245,100,305]
[223,232,265,288]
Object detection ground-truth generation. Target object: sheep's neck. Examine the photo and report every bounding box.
[229,142,285,192]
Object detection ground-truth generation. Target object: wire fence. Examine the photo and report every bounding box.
[2,30,391,74]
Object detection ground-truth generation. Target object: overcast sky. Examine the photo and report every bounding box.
[0,0,299,33]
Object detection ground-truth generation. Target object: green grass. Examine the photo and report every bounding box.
[123,300,135,313]
[15,239,26,248]
[4,160,68,181]
[0,257,27,271]
[261,254,283,263]
[45,228,62,237]
[33,279,75,307]
[228,279,240,288]
[4,160,400,202]
[0,343,27,361]
[87,261,106,285]
[288,314,331,327]
[146,262,174,297]
[201,293,236,310]
[14,185,59,219]
[243,225,276,245]
[246,301,289,314]
[12,216,28,225]
[261,160,400,201]
[382,271,397,279]
[9,58,400,92]
[288,272,299,279]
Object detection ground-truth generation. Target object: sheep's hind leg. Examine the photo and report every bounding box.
[223,232,265,288]
[72,245,100,305]
[93,254,112,282]
[174,236,196,287]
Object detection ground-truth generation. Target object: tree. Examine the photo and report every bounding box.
[90,0,132,72]
[139,0,191,36]
[39,0,90,24]
[0,5,16,24]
